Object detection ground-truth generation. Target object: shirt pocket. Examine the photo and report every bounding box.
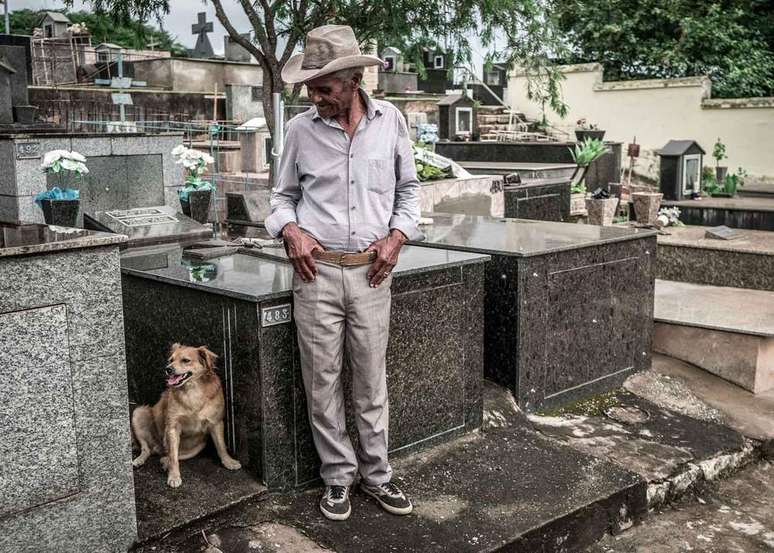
[367,158,395,194]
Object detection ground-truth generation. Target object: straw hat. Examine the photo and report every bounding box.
[281,25,383,84]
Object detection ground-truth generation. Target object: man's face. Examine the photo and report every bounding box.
[306,74,357,119]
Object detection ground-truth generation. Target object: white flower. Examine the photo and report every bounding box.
[68,151,86,162]
[197,166,205,175]
[656,214,669,227]
[41,149,69,169]
[171,144,186,156]
[60,158,79,171]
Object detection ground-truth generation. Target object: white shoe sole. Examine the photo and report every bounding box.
[320,502,351,521]
[361,486,413,515]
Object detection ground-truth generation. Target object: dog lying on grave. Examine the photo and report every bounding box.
[131,343,241,488]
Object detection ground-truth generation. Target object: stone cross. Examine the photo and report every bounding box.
[191,12,215,58]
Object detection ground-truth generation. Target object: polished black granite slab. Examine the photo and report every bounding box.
[84,205,212,247]
[504,178,572,222]
[0,222,127,257]
[121,244,489,490]
[416,212,656,257]
[411,214,657,411]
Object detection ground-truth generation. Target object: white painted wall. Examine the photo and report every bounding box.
[507,63,774,182]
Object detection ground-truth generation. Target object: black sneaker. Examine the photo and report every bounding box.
[361,481,413,515]
[319,485,351,521]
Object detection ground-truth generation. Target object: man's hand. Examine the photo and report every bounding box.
[366,229,407,287]
[282,223,324,281]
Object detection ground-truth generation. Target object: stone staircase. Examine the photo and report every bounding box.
[653,280,774,394]
[477,105,535,141]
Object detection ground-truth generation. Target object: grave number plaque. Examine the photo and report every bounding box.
[261,304,292,327]
[16,142,41,159]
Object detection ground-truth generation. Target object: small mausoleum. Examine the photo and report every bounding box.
[38,11,71,38]
[438,93,478,140]
[659,140,705,201]
[381,46,402,72]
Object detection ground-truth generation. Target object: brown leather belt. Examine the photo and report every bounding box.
[313,250,376,266]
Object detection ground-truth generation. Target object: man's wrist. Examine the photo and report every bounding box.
[281,222,299,238]
[389,228,408,243]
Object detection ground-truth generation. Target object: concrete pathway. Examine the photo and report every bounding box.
[587,461,774,553]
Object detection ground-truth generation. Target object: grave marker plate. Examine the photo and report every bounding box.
[15,141,41,159]
[111,93,133,105]
[704,225,742,241]
[261,304,292,327]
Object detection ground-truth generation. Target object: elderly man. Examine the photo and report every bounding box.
[264,25,422,521]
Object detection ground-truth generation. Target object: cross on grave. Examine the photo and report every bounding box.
[192,12,215,58]
[93,52,148,127]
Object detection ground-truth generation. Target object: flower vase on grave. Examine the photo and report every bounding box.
[35,150,88,228]
[172,145,215,224]
[586,196,619,226]
[631,192,663,225]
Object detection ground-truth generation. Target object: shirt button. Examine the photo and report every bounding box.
[351,206,356,210]
[350,153,354,158]
[350,179,354,184]
[351,231,356,235]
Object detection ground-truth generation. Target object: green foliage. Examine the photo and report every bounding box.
[712,138,727,164]
[570,182,587,194]
[552,1,774,98]
[702,166,746,196]
[10,8,186,55]
[569,138,610,167]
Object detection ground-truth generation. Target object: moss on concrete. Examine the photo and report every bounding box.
[536,390,622,417]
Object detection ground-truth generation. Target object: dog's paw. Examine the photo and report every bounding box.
[167,473,182,488]
[160,456,169,471]
[222,457,241,471]
[131,456,147,468]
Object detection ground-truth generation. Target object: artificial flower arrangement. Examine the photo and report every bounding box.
[171,144,216,201]
[656,206,684,227]
[576,118,598,130]
[34,150,88,208]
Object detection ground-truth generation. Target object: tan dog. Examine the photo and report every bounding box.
[131,343,241,488]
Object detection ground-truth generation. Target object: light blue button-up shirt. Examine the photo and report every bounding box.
[264,91,423,251]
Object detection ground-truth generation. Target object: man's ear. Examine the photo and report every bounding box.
[198,346,218,371]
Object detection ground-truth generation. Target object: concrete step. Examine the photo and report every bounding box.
[653,280,774,394]
[153,399,646,552]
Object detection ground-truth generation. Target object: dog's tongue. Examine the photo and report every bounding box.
[166,373,184,386]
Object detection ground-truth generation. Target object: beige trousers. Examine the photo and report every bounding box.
[293,261,393,486]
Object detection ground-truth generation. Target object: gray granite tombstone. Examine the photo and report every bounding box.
[0,224,136,552]
[191,12,215,58]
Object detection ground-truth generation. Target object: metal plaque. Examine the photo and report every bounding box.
[16,141,41,159]
[111,93,133,105]
[261,304,292,327]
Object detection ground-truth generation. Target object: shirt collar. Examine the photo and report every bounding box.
[312,89,382,122]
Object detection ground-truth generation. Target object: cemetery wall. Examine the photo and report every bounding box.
[29,85,222,121]
[507,63,774,183]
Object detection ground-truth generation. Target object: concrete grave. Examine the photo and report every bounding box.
[0,223,135,552]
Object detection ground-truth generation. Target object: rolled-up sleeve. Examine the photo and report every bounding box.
[390,114,424,241]
[264,123,300,237]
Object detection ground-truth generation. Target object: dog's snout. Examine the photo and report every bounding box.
[165,366,175,376]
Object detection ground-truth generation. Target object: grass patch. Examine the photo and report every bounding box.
[536,390,621,417]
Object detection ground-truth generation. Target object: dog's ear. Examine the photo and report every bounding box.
[198,346,218,371]
[170,342,182,354]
